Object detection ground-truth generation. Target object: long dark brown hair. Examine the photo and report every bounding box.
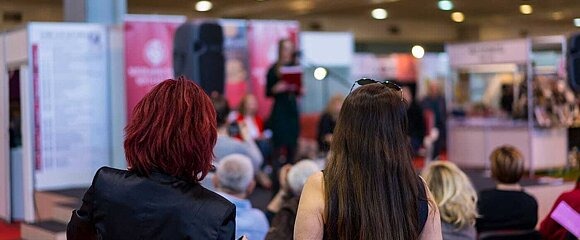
[324,83,420,240]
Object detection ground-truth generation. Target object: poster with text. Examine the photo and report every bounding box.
[247,20,299,119]
[29,23,110,190]
[124,15,186,121]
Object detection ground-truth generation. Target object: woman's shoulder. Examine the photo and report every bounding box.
[302,172,325,204]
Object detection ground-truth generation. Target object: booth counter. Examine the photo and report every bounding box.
[448,118,567,170]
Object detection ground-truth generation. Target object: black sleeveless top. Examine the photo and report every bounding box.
[322,171,429,237]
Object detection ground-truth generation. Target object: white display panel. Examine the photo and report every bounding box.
[300,32,354,66]
[28,23,110,190]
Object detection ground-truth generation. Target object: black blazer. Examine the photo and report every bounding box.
[67,167,236,240]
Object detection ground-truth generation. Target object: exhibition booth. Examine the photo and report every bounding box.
[446,37,574,170]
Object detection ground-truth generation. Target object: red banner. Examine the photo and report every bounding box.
[247,20,300,119]
[124,15,185,120]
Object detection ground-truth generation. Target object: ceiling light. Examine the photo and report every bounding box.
[314,67,328,80]
[438,0,453,11]
[519,4,533,15]
[195,1,213,12]
[552,11,564,20]
[371,8,388,20]
[451,12,464,22]
[575,18,580,27]
[411,45,425,59]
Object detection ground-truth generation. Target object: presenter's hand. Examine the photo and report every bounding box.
[272,81,288,94]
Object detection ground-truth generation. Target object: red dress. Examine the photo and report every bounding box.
[539,182,580,240]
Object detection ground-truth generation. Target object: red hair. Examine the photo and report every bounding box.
[124,77,217,182]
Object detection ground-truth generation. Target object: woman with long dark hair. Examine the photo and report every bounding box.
[294,79,442,240]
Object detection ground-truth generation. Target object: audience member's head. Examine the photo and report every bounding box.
[428,80,442,98]
[211,92,230,128]
[325,82,422,239]
[324,94,344,118]
[238,94,258,116]
[490,145,525,184]
[287,160,321,196]
[422,161,478,229]
[124,77,216,183]
[214,154,255,197]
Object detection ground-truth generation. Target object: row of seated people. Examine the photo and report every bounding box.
[66,77,578,240]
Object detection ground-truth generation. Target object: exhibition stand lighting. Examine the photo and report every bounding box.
[371,8,388,20]
[519,4,533,15]
[451,12,465,23]
[575,18,580,27]
[437,0,453,11]
[195,1,213,12]
[552,11,564,21]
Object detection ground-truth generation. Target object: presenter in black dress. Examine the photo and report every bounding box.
[266,39,301,192]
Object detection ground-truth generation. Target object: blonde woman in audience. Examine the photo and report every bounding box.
[422,161,478,240]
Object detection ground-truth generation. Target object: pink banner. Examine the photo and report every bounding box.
[124,16,185,120]
[247,20,299,119]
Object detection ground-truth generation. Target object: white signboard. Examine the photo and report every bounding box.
[28,23,110,190]
[300,32,354,66]
[447,39,530,68]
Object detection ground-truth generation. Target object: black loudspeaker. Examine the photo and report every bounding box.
[568,33,580,92]
[173,21,225,94]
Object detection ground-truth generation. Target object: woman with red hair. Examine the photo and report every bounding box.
[67,77,236,240]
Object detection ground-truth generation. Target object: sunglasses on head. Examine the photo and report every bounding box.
[349,78,404,101]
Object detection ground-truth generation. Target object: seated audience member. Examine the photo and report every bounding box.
[266,160,321,240]
[539,176,580,240]
[204,93,264,190]
[235,94,266,141]
[236,94,273,189]
[294,81,442,240]
[476,145,540,240]
[214,154,269,240]
[317,94,344,154]
[422,161,478,240]
[67,77,235,240]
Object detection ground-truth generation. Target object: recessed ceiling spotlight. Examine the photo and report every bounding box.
[195,1,213,12]
[519,4,533,15]
[411,45,425,59]
[438,0,453,11]
[552,11,564,20]
[371,8,388,20]
[451,12,464,22]
[574,18,580,27]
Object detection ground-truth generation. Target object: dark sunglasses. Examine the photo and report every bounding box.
[349,78,404,101]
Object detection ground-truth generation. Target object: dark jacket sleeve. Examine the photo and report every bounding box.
[217,204,236,240]
[66,169,102,240]
[265,207,295,240]
[266,65,278,98]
